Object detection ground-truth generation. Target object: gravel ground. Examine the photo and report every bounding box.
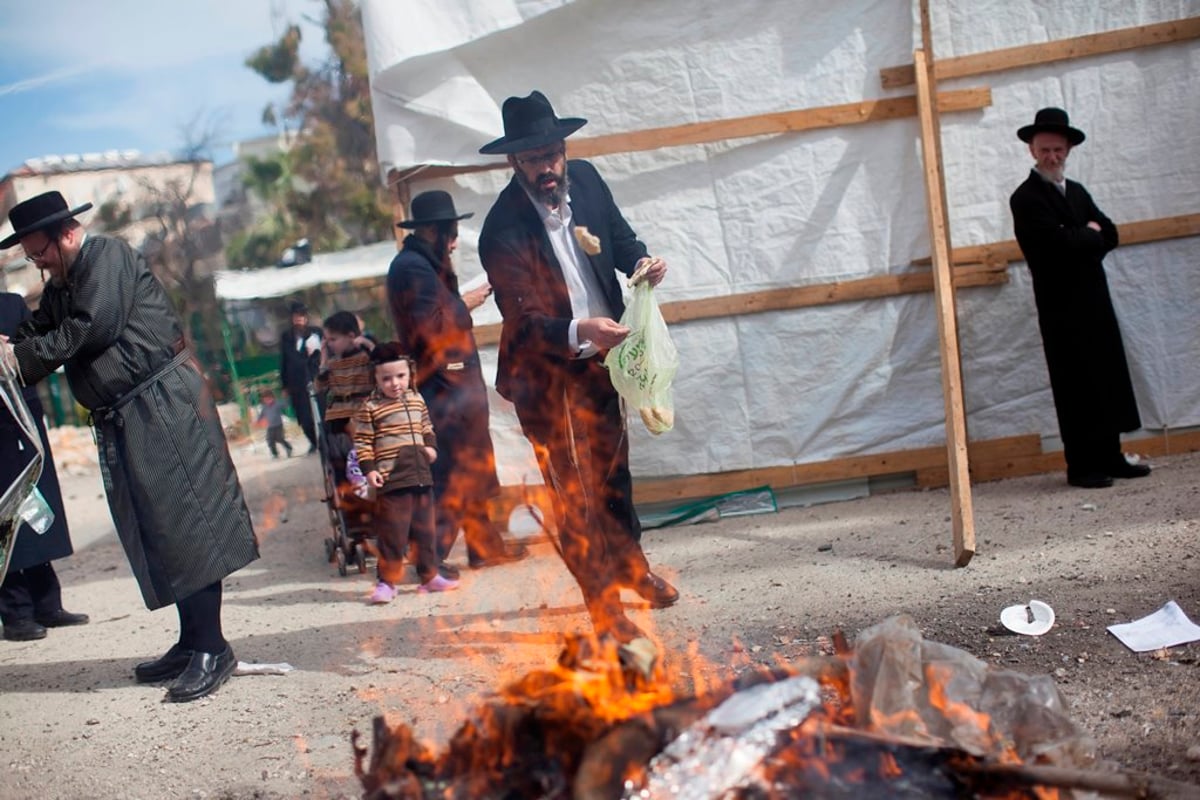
[1,434,1197,799]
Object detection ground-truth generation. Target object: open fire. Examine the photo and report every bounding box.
[351,616,1190,800]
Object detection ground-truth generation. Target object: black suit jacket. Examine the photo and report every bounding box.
[478,159,648,411]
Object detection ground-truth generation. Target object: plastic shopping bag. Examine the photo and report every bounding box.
[604,282,679,434]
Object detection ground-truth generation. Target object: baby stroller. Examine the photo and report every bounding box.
[309,384,376,576]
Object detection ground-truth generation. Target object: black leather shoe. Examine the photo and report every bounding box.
[134,643,195,683]
[35,609,89,628]
[3,619,47,641]
[1067,472,1113,489]
[1109,459,1151,479]
[166,645,237,703]
[632,572,680,609]
[468,541,531,569]
[437,561,461,579]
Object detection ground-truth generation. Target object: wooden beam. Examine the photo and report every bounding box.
[915,212,1200,269]
[881,17,1200,88]
[391,88,991,182]
[633,434,1038,505]
[568,88,990,159]
[914,43,976,567]
[630,430,1200,506]
[470,265,1008,347]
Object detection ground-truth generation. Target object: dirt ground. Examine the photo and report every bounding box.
[1,427,1198,800]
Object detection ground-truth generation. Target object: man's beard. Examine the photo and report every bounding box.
[516,165,569,207]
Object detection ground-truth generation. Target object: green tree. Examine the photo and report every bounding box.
[230,0,391,268]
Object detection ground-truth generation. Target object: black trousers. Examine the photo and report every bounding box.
[516,358,650,626]
[266,425,292,457]
[175,581,226,654]
[374,488,437,585]
[287,385,318,449]
[0,562,63,624]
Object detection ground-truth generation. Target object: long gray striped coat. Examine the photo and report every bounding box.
[13,235,258,610]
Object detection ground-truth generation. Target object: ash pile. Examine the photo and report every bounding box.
[354,616,1197,800]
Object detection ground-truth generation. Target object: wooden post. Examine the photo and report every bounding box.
[914,4,976,566]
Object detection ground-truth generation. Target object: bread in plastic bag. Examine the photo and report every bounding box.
[604,282,678,434]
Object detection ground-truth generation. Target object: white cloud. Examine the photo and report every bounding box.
[0,0,323,79]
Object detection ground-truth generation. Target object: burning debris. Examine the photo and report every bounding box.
[353,617,1200,799]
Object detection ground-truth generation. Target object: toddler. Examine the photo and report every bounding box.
[316,311,375,476]
[256,389,293,458]
[353,342,458,601]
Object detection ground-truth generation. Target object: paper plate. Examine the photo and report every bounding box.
[1000,599,1056,636]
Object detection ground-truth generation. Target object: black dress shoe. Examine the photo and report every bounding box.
[166,645,237,703]
[1109,459,1151,479]
[1067,472,1113,489]
[632,572,680,609]
[468,541,531,569]
[3,619,47,641]
[35,609,89,628]
[134,643,195,683]
[437,561,461,579]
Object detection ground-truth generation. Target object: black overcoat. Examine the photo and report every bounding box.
[0,292,72,572]
[12,236,258,609]
[387,235,501,500]
[1009,170,1141,442]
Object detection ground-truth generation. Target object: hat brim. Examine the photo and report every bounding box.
[478,118,588,155]
[1017,124,1085,146]
[396,211,474,229]
[0,202,93,249]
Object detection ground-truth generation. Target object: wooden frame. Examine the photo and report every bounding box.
[880,17,1200,88]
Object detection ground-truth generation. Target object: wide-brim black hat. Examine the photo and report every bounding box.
[478,90,588,155]
[1017,107,1085,146]
[1,191,93,249]
[397,190,474,229]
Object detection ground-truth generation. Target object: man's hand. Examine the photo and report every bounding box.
[1086,221,1102,232]
[631,256,667,287]
[0,336,17,376]
[577,317,630,350]
[462,282,493,311]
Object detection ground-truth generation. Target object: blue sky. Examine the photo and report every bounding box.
[0,0,324,174]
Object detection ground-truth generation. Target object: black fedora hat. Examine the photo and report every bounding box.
[1017,107,1085,146]
[397,190,474,229]
[478,90,587,155]
[1,191,93,249]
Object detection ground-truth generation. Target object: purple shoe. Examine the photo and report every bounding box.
[418,575,459,594]
[369,581,396,604]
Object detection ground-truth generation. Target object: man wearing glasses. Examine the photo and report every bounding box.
[0,191,258,702]
[477,90,678,644]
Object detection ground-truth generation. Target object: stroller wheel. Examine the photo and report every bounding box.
[335,546,348,577]
[355,542,369,574]
[324,537,336,562]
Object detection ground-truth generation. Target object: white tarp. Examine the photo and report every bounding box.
[213,240,400,300]
[363,0,1200,484]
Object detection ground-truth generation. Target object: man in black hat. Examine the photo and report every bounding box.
[1010,107,1149,489]
[476,90,679,643]
[279,299,323,453]
[0,191,258,701]
[387,190,530,576]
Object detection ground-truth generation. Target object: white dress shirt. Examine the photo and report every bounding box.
[525,187,613,357]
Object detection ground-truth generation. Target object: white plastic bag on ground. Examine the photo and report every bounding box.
[604,283,679,434]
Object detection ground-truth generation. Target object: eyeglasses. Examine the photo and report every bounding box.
[24,237,56,264]
[515,146,566,169]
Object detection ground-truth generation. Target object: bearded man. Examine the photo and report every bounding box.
[476,90,679,644]
[386,190,529,575]
[1009,107,1149,489]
